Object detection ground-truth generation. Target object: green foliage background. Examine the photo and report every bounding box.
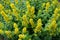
[0,0,60,40]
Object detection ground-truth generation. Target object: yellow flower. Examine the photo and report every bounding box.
[46,2,50,10]
[1,11,7,17]
[54,8,59,14]
[22,15,27,21]
[0,29,4,34]
[0,4,4,10]
[13,9,18,14]
[26,1,31,11]
[31,6,35,14]
[5,31,12,38]
[10,3,15,9]
[1,11,10,23]
[22,27,27,33]
[13,9,19,20]
[13,23,18,28]
[52,0,58,5]
[22,21,26,26]
[34,26,41,33]
[51,20,57,30]
[9,9,12,15]
[46,19,57,31]
[26,1,35,18]
[29,18,34,28]
[34,29,37,33]
[18,38,22,40]
[53,8,59,20]
[26,4,35,18]
[14,28,19,34]
[22,15,28,26]
[37,19,42,26]
[53,13,59,20]
[34,19,42,33]
[19,34,26,39]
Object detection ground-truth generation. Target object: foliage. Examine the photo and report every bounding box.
[0,0,60,40]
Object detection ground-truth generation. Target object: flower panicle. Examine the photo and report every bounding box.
[34,19,42,33]
[0,4,4,10]
[18,34,26,39]
[26,1,31,10]
[46,2,50,10]
[22,15,28,26]
[13,23,18,28]
[46,18,57,31]
[13,9,19,20]
[1,11,10,23]
[22,27,27,33]
[5,31,12,38]
[14,28,19,34]
[29,18,35,28]
[10,3,16,9]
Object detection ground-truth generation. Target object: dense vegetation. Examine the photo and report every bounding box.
[0,0,60,40]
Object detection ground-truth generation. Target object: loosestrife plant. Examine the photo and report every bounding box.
[0,0,60,40]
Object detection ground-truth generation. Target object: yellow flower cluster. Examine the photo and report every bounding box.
[18,34,26,40]
[51,20,57,30]
[5,31,12,38]
[1,11,10,23]
[31,6,35,14]
[13,23,18,28]
[45,2,50,12]
[29,18,35,28]
[10,3,16,9]
[54,8,59,14]
[13,23,19,34]
[18,39,22,40]
[46,18,57,36]
[0,0,60,40]
[34,19,42,33]
[45,7,59,35]
[26,1,35,18]
[10,3,19,20]
[14,28,19,34]
[13,9,19,20]
[22,27,27,33]
[0,4,4,11]
[22,15,28,26]
[30,6,35,18]
[26,1,31,11]
[51,20,57,36]
[53,8,60,20]
[52,0,58,5]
